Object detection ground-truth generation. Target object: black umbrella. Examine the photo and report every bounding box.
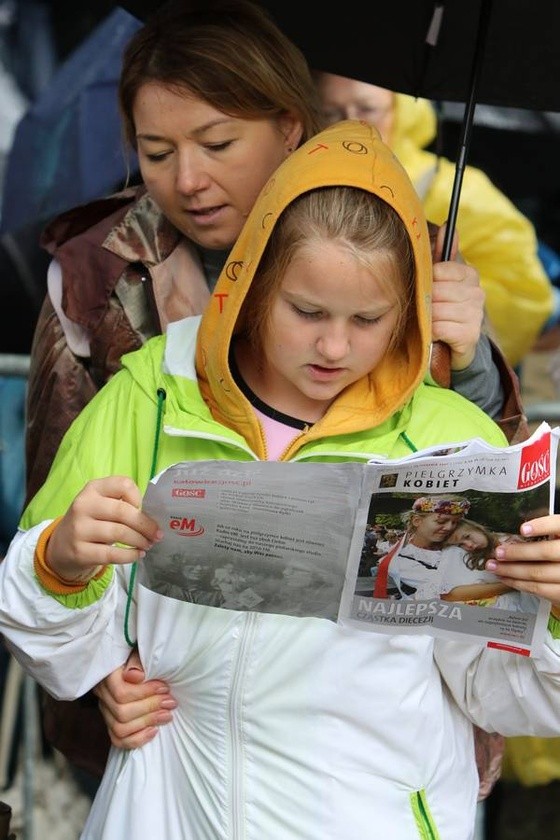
[259,0,560,113]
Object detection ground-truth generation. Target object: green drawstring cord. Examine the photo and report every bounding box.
[400,430,418,454]
[124,387,167,647]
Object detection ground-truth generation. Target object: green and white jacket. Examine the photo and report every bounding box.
[2,121,560,840]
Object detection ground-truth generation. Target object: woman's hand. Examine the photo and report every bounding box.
[485,514,560,617]
[431,260,485,372]
[93,649,177,749]
[429,221,486,372]
[46,476,162,581]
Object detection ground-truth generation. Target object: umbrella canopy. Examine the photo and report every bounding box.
[0,6,142,235]
[120,0,560,111]
[259,0,560,113]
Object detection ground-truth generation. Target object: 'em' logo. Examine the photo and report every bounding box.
[169,516,205,537]
[518,432,550,490]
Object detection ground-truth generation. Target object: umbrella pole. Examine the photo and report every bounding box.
[441,0,494,259]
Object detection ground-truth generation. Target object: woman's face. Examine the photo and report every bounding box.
[132,82,302,250]
[412,512,463,547]
[316,73,395,144]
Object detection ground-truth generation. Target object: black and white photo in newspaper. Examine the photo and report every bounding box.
[139,460,363,619]
[338,422,560,656]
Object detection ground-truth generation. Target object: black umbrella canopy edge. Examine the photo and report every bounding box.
[119,0,560,113]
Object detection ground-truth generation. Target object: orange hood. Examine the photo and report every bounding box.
[196,120,433,459]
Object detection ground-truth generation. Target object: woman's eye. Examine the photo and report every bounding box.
[144,150,171,163]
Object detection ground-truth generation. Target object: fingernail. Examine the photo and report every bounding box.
[521,523,533,536]
[160,699,178,710]
[156,711,174,724]
[144,727,159,740]
[486,560,497,571]
[156,685,171,694]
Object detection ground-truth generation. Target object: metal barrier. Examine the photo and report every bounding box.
[0,354,34,840]
[0,356,30,378]
[525,402,560,424]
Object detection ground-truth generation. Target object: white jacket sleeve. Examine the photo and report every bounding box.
[434,633,560,736]
[0,523,133,700]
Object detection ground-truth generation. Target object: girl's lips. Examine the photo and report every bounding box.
[307,364,345,381]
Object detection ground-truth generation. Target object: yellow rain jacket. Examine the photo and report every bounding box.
[391,94,553,368]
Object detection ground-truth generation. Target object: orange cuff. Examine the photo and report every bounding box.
[34,518,105,595]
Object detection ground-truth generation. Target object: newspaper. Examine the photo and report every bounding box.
[138,422,560,656]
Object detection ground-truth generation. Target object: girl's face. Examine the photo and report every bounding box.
[450,524,489,552]
[133,82,302,250]
[240,240,400,422]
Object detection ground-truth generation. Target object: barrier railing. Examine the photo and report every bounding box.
[0,356,30,378]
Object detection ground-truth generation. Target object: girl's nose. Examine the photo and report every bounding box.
[316,326,350,361]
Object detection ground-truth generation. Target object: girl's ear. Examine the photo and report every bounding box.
[279,112,304,154]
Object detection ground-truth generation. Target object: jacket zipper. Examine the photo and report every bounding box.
[228,612,259,840]
[411,789,440,840]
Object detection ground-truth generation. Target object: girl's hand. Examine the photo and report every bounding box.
[485,514,560,615]
[93,649,177,749]
[46,476,162,581]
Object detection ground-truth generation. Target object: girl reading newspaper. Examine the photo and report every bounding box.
[3,120,560,840]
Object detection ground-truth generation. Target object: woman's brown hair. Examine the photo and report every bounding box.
[119,0,324,149]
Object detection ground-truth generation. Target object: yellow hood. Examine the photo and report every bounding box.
[390,93,441,194]
[196,120,433,458]
[392,93,437,154]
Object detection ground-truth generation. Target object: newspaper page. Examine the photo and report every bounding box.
[139,422,559,656]
[339,422,559,656]
[138,460,363,620]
